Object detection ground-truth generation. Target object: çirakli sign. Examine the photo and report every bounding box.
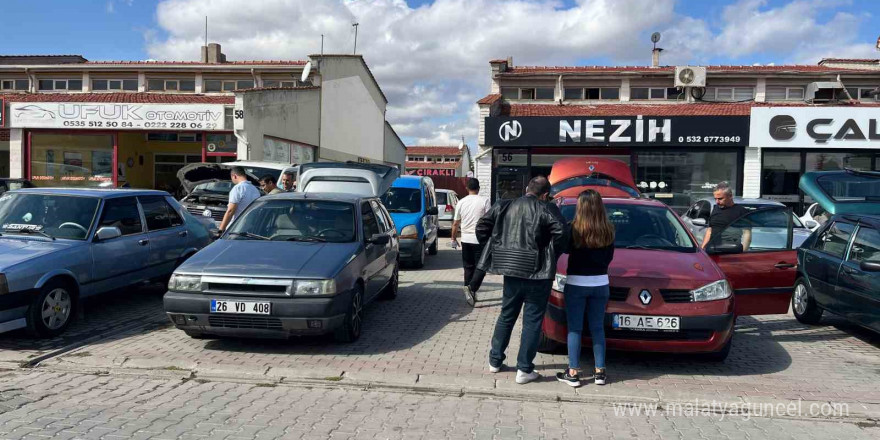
[9,102,226,131]
[751,107,880,148]
[407,168,456,177]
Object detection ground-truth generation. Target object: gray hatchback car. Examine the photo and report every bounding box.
[0,189,212,337]
[163,163,401,342]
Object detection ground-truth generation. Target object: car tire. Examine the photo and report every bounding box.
[334,286,364,343]
[26,280,76,338]
[428,238,438,256]
[379,264,399,301]
[699,335,732,362]
[412,242,425,269]
[792,278,823,325]
[536,330,563,354]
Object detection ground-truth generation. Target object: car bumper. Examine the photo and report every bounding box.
[543,301,735,354]
[438,219,453,230]
[398,238,423,262]
[163,289,352,339]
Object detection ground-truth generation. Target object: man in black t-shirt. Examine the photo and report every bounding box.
[701,182,752,252]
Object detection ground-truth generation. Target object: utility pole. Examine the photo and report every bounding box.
[352,23,359,54]
[321,34,324,55]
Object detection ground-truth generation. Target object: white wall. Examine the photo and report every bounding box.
[383,122,406,169]
[237,89,321,161]
[8,129,23,179]
[743,146,762,198]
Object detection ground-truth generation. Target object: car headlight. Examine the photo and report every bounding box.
[293,279,336,296]
[400,225,418,239]
[553,274,566,291]
[690,280,732,302]
[0,274,8,295]
[168,274,202,292]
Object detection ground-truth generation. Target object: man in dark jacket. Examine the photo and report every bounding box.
[476,176,567,384]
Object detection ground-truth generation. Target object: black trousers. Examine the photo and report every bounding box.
[462,242,486,292]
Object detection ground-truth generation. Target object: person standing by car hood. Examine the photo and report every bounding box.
[701,182,752,252]
[477,176,567,384]
[218,166,260,232]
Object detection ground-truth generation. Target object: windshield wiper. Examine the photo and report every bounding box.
[3,228,55,240]
[226,231,269,240]
[286,236,327,242]
[624,245,654,250]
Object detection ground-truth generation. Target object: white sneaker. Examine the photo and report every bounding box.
[515,370,540,384]
[488,363,503,373]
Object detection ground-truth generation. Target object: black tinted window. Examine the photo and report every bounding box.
[371,201,390,233]
[849,227,879,264]
[362,202,380,239]
[99,197,142,236]
[139,196,181,231]
[436,192,448,205]
[816,221,855,258]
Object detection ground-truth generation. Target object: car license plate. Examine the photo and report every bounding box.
[210,300,271,315]
[612,314,679,332]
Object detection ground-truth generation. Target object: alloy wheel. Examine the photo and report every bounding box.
[41,288,72,330]
[351,290,363,337]
[793,283,808,315]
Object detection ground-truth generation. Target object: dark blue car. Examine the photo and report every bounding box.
[792,170,880,333]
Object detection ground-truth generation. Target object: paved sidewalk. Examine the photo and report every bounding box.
[0,370,877,440]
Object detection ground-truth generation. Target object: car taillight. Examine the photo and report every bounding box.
[445,205,453,212]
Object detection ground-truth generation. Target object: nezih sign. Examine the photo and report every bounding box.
[407,168,456,177]
[9,102,227,131]
[485,116,750,147]
[751,107,880,148]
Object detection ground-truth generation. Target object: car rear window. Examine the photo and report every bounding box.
[436,192,448,205]
[816,173,880,203]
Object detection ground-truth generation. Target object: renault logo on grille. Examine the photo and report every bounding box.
[639,289,652,305]
[499,120,522,142]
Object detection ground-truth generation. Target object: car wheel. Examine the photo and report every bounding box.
[536,330,563,354]
[428,238,438,255]
[380,264,399,300]
[792,278,823,325]
[412,242,425,269]
[26,280,76,338]
[699,335,732,362]
[334,286,364,343]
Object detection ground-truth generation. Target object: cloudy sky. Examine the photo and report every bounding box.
[2,0,878,149]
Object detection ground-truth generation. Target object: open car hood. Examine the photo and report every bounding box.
[176,163,260,195]
[297,162,400,197]
[549,157,640,199]
[799,169,880,216]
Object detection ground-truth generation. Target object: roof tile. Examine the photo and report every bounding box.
[501,64,880,75]
[0,92,234,104]
[405,146,463,156]
[405,161,460,170]
[82,60,307,66]
[477,94,502,105]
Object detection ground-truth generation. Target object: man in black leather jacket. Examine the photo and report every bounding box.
[476,176,567,384]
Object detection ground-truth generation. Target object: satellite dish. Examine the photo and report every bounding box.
[651,32,661,44]
[300,61,312,84]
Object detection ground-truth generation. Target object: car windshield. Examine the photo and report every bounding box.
[0,193,100,240]
[381,188,422,213]
[436,192,448,205]
[561,203,696,252]
[816,172,880,203]
[226,199,355,242]
[193,181,235,194]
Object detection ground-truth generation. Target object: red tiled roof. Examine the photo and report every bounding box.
[501,64,880,75]
[477,94,502,105]
[501,101,880,117]
[405,146,463,156]
[819,58,880,64]
[405,161,460,170]
[0,92,234,104]
[236,86,320,93]
[83,60,307,65]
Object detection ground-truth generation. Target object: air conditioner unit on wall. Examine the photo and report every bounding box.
[674,66,707,88]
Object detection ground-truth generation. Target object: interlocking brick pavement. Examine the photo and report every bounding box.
[0,370,878,440]
[7,238,880,408]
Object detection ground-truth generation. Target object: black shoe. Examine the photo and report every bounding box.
[594,370,607,385]
[556,371,581,387]
[463,286,476,307]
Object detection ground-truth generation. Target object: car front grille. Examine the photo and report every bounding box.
[206,283,288,295]
[208,316,283,330]
[186,206,224,221]
[609,286,629,302]
[660,289,693,303]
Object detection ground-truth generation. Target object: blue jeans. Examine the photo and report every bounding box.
[563,284,610,370]
[489,277,552,374]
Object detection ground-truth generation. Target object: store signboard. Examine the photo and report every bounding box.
[406,168,456,177]
[9,102,227,131]
[751,107,880,149]
[484,116,749,147]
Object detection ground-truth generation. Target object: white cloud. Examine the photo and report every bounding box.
[145,0,877,148]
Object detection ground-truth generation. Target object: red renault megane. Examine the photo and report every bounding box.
[541,158,797,360]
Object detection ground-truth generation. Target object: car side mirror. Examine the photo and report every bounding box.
[860,261,880,272]
[692,218,707,227]
[95,226,122,241]
[426,206,439,215]
[705,243,742,255]
[367,233,390,245]
[804,220,818,229]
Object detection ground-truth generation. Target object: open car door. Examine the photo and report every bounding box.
[297,162,400,197]
[706,206,797,315]
[548,157,641,199]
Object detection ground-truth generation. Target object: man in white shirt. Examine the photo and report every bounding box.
[451,178,492,306]
[218,166,260,232]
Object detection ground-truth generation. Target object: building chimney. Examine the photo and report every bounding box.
[200,43,226,64]
[651,48,663,68]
